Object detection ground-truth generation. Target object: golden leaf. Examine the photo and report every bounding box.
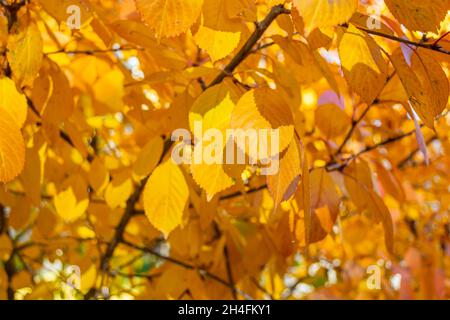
[0,112,25,183]
[293,0,358,31]
[7,22,43,87]
[144,160,189,237]
[135,0,203,39]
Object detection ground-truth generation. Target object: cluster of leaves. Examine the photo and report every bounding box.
[0,0,450,300]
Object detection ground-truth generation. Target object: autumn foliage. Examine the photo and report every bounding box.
[0,0,450,300]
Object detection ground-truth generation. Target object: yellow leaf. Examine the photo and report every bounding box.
[105,172,133,209]
[315,104,350,138]
[309,168,340,242]
[195,93,235,140]
[144,160,189,237]
[7,22,43,87]
[88,158,110,194]
[231,89,294,161]
[272,61,302,111]
[225,0,256,22]
[385,0,449,32]
[35,207,57,237]
[307,27,333,49]
[267,139,301,207]
[111,20,187,69]
[93,69,124,112]
[367,190,394,254]
[390,48,449,129]
[54,187,89,222]
[344,159,373,211]
[410,50,449,126]
[38,0,93,28]
[80,264,97,292]
[194,26,240,62]
[293,0,358,31]
[189,80,240,137]
[0,77,27,128]
[202,0,242,31]
[0,112,25,183]
[9,199,31,230]
[135,0,203,39]
[41,59,75,124]
[272,36,324,85]
[294,167,341,245]
[191,152,235,201]
[339,24,388,103]
[189,94,236,200]
[300,145,311,245]
[375,162,405,202]
[133,136,164,179]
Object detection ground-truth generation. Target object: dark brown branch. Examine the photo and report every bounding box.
[84,186,141,300]
[335,104,372,156]
[355,128,418,157]
[99,183,144,272]
[0,204,6,235]
[0,0,26,31]
[220,184,268,201]
[4,233,18,300]
[345,24,450,56]
[121,239,235,291]
[224,245,237,299]
[334,69,396,157]
[207,4,290,88]
[327,127,424,172]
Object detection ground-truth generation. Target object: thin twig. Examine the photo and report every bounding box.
[345,24,450,56]
[44,47,144,56]
[121,240,235,291]
[335,104,372,156]
[224,245,237,299]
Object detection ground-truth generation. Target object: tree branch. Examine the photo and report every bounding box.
[207,4,290,88]
[327,127,424,172]
[245,16,450,57]
[345,24,450,56]
[0,0,26,31]
[224,245,237,299]
[120,239,237,293]
[44,46,144,56]
[85,139,173,299]
[335,104,372,156]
